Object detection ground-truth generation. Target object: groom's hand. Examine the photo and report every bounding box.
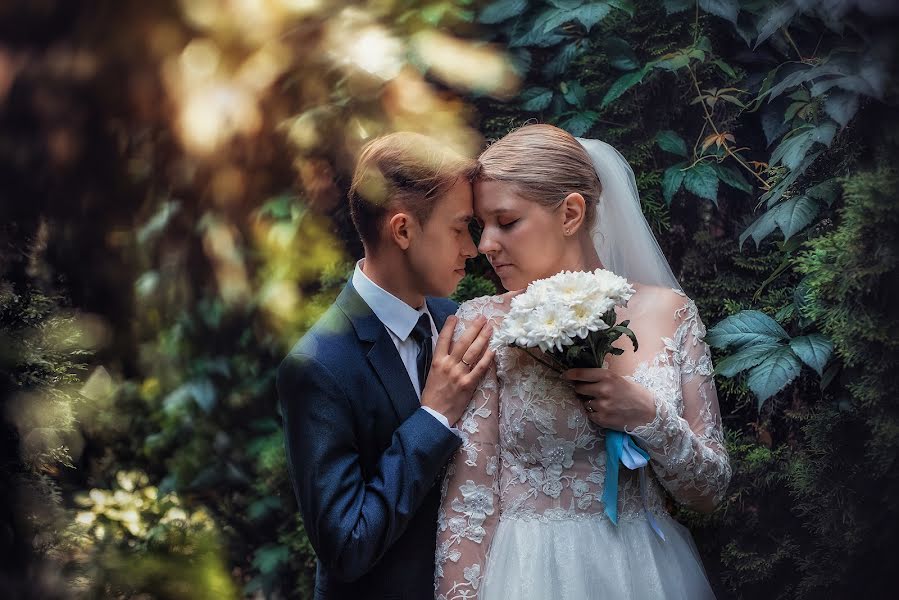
[421,315,495,426]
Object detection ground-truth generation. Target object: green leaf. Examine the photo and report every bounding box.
[608,0,635,17]
[740,195,819,248]
[248,496,282,521]
[789,334,833,376]
[543,42,581,78]
[699,0,739,23]
[252,544,290,575]
[521,87,554,111]
[770,122,837,170]
[601,68,646,108]
[824,90,860,128]
[562,80,587,107]
[716,341,783,377]
[713,58,737,79]
[662,164,686,204]
[747,346,802,406]
[754,2,800,48]
[654,52,691,72]
[561,111,600,136]
[806,179,840,206]
[706,310,789,350]
[574,3,612,30]
[760,150,822,207]
[713,163,753,193]
[773,195,819,240]
[479,0,528,24]
[656,130,688,157]
[509,16,566,48]
[536,7,576,33]
[683,162,719,203]
[605,37,639,71]
[663,0,691,14]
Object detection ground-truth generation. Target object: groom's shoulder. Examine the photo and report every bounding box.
[427,295,458,316]
[285,301,357,369]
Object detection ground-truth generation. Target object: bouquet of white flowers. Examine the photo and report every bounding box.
[492,269,663,538]
[491,268,638,371]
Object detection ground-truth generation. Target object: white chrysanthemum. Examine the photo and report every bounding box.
[493,269,634,352]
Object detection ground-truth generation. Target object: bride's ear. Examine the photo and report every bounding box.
[560,192,587,236]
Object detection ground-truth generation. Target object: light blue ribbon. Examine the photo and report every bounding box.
[601,431,666,541]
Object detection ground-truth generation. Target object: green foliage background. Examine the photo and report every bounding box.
[1,1,897,598]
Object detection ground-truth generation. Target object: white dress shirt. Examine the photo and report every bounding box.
[352,260,455,431]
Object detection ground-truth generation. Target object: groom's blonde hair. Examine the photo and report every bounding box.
[477,124,601,227]
[349,132,479,251]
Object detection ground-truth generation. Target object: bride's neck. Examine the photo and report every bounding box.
[561,234,604,272]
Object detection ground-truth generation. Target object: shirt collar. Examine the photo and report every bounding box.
[352,260,429,342]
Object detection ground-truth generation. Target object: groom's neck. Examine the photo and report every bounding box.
[361,254,426,310]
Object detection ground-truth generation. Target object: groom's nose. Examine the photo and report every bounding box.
[461,230,477,259]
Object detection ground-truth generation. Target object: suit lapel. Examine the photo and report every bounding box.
[337,280,420,423]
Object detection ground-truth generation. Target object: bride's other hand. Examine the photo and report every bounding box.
[561,368,656,431]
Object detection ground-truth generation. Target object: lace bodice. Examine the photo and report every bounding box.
[435,290,731,599]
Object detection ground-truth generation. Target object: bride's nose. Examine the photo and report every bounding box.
[478,228,500,255]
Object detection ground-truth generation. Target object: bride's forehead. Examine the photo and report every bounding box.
[473,181,531,212]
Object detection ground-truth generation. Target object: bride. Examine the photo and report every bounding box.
[434,124,731,599]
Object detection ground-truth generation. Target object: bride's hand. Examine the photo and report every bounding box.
[561,368,656,431]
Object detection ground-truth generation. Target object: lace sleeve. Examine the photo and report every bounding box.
[626,298,731,511]
[435,298,502,599]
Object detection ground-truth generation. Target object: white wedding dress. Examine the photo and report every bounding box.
[434,286,731,600]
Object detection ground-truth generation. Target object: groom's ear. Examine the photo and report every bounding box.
[387,211,415,250]
[561,192,587,235]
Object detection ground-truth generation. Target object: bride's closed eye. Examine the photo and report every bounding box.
[499,218,519,230]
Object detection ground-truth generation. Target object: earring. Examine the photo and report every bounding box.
[564,228,571,235]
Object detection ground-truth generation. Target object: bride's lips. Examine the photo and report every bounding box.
[492,263,513,274]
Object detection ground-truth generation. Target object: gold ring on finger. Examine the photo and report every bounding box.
[461,358,472,368]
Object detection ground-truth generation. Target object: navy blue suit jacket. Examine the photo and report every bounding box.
[278,280,462,599]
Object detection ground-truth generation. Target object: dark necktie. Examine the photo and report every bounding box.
[410,313,433,394]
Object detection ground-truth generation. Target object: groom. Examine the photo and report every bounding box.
[278,132,494,599]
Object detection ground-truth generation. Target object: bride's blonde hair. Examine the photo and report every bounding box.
[476,124,602,227]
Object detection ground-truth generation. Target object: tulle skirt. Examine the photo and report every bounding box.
[479,514,716,600]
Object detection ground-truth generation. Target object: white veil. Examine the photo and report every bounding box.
[575,138,681,291]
